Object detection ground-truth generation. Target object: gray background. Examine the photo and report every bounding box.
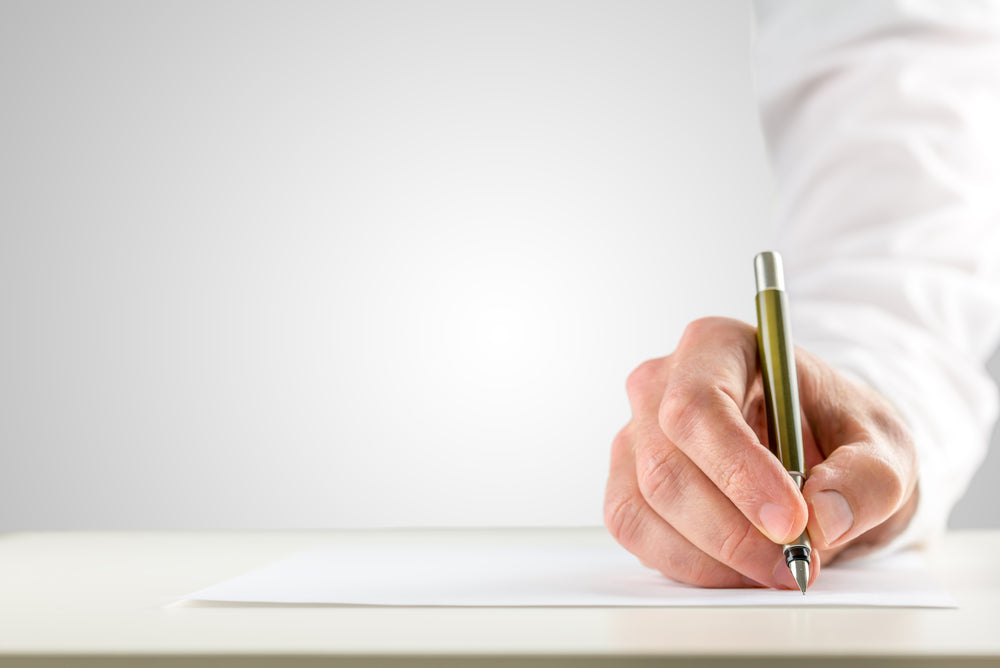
[1,0,997,530]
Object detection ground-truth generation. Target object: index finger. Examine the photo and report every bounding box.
[658,317,808,544]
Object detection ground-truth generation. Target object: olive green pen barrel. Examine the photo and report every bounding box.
[754,286,806,476]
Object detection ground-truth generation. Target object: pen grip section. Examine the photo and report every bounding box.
[755,288,806,476]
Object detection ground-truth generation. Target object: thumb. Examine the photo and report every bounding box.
[801,439,917,551]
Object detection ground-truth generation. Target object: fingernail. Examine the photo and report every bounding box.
[813,490,853,545]
[759,502,794,542]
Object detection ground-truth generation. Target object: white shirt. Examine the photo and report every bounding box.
[754,0,1000,550]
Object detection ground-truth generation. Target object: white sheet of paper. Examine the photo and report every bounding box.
[185,537,955,608]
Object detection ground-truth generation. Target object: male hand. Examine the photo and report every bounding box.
[604,317,919,589]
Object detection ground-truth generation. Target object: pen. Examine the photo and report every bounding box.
[754,251,812,594]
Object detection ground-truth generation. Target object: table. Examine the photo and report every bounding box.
[1,528,997,667]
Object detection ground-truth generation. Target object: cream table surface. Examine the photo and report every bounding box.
[0,528,997,667]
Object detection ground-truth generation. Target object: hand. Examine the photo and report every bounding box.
[604,317,919,589]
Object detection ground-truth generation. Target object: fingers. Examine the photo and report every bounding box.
[655,318,809,544]
[803,437,917,551]
[797,358,919,552]
[618,320,816,588]
[631,426,805,587]
[622,349,812,588]
[604,425,754,588]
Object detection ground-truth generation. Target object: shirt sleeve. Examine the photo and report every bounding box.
[752,0,1000,552]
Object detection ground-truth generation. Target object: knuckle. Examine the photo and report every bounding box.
[678,316,750,348]
[603,487,645,550]
[716,521,757,565]
[717,454,757,504]
[657,383,698,442]
[657,546,733,588]
[679,317,717,343]
[611,424,633,457]
[683,555,723,588]
[645,544,712,588]
[658,382,721,445]
[635,535,717,587]
[868,454,908,511]
[870,406,918,480]
[636,445,687,509]
[625,358,663,400]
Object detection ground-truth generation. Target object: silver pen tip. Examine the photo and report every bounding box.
[789,559,809,595]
